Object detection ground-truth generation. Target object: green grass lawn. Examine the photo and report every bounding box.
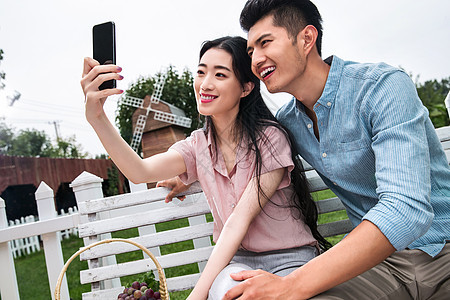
[12,234,90,299]
[314,189,349,245]
[8,189,348,300]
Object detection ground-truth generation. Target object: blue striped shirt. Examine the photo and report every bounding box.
[276,56,450,257]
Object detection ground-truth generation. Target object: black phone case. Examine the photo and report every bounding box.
[93,21,116,90]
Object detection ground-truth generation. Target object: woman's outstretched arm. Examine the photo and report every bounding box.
[81,57,186,183]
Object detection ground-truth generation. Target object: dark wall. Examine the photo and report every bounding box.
[1,184,38,221]
[55,182,77,214]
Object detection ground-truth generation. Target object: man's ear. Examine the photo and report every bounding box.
[241,81,255,98]
[298,25,318,56]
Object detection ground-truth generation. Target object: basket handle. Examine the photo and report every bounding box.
[55,238,168,300]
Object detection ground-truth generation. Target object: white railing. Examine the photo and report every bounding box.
[0,182,79,300]
[8,215,40,258]
[59,207,79,239]
[7,207,79,259]
[0,171,178,300]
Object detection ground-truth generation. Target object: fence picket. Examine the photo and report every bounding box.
[35,182,71,300]
[0,197,20,300]
[4,207,78,259]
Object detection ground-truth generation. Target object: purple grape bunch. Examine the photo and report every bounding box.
[117,281,162,300]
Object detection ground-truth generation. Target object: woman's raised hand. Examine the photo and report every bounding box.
[80,57,124,122]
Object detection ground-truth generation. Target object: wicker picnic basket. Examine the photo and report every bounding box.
[55,238,168,300]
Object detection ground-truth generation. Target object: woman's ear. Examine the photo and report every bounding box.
[241,82,255,98]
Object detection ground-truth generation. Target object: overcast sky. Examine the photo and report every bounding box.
[1,0,449,156]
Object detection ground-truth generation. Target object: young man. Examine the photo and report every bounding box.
[219,0,450,299]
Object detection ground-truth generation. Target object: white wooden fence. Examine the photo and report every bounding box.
[8,215,40,258]
[0,171,197,300]
[0,182,80,300]
[7,207,78,259]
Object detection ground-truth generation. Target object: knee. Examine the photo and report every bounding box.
[208,263,251,300]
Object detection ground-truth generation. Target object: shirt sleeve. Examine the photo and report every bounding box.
[361,70,434,251]
[257,126,295,190]
[169,131,199,185]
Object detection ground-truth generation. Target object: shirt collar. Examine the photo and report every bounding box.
[205,127,241,178]
[206,128,218,162]
[206,126,255,178]
[315,55,344,109]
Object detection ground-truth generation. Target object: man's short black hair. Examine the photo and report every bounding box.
[240,0,323,56]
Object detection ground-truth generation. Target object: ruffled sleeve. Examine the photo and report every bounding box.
[257,126,295,190]
[169,130,202,185]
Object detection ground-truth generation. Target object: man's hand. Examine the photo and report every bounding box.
[156,176,191,203]
[223,270,301,300]
[223,220,396,299]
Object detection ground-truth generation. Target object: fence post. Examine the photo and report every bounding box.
[181,192,211,272]
[35,182,70,300]
[129,182,163,258]
[128,182,164,280]
[445,91,450,118]
[0,197,20,300]
[70,171,121,291]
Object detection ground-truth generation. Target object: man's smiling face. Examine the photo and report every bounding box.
[247,15,306,95]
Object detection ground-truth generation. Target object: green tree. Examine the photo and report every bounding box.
[0,120,14,154]
[0,122,87,158]
[116,66,200,148]
[105,163,120,196]
[46,135,88,158]
[0,49,5,89]
[8,128,53,157]
[415,76,450,128]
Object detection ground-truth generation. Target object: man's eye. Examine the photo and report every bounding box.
[197,70,205,75]
[248,51,253,58]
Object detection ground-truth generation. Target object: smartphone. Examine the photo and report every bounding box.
[93,21,116,90]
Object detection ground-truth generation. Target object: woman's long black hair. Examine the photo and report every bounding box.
[199,36,331,252]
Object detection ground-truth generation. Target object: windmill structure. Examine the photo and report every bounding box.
[119,73,192,153]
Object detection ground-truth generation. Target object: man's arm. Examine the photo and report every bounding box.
[224,220,395,300]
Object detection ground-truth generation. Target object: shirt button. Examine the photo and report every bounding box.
[333,182,338,186]
[231,203,236,208]
[322,152,327,158]
[327,102,332,107]
[307,123,312,129]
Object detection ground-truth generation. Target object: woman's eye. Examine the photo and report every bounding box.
[197,70,205,75]
[216,73,226,78]
[261,40,269,46]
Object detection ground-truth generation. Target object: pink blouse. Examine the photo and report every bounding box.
[170,126,317,252]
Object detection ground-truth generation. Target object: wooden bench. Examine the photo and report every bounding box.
[74,126,450,299]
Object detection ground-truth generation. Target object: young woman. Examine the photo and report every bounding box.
[81,36,330,300]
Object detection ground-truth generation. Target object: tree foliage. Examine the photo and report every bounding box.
[0,121,87,158]
[8,128,52,157]
[116,66,200,145]
[0,121,14,153]
[49,136,88,158]
[415,76,450,128]
[105,163,120,196]
[0,48,5,89]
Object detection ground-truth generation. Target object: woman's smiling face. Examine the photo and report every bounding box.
[194,48,245,120]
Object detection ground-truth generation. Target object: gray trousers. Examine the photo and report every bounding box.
[208,245,318,300]
[311,243,450,300]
